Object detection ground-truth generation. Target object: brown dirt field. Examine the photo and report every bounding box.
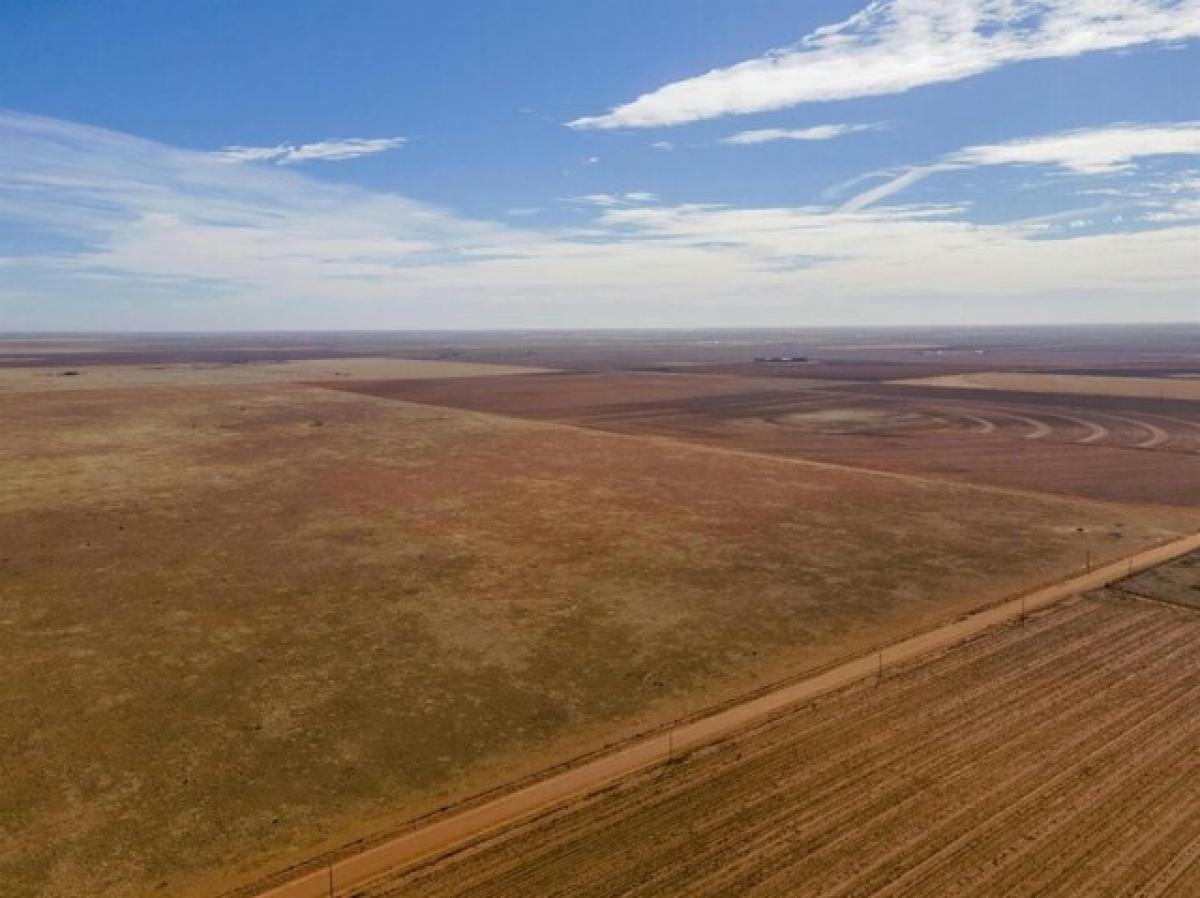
[3,384,1193,898]
[676,361,1001,382]
[897,372,1200,401]
[332,372,1200,507]
[0,357,546,392]
[338,371,843,418]
[368,592,1200,898]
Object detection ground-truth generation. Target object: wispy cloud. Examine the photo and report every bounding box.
[564,192,658,207]
[0,113,508,303]
[840,165,954,212]
[3,112,1198,329]
[722,123,882,146]
[570,0,1200,129]
[842,122,1200,210]
[950,122,1200,174]
[214,136,406,165]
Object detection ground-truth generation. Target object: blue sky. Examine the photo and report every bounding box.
[1,0,1198,329]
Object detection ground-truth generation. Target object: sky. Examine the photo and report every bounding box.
[1,0,1198,330]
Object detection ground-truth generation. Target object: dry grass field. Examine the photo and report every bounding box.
[0,357,545,393]
[3,373,1194,898]
[370,591,1200,898]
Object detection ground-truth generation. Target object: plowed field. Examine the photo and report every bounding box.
[370,593,1200,898]
[334,372,1200,506]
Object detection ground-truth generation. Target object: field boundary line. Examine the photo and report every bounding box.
[320,384,1193,514]
[242,531,1200,898]
[1110,584,1200,614]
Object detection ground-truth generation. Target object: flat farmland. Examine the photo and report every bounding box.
[370,592,1200,898]
[0,357,546,393]
[3,381,1193,898]
[897,371,1200,401]
[336,371,1200,506]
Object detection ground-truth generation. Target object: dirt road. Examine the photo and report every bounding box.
[249,531,1200,898]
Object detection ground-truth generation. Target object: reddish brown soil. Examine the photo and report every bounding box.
[334,371,839,418]
[331,372,1200,507]
[369,593,1200,898]
[680,361,1005,381]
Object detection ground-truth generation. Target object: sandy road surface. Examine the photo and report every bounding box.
[247,531,1200,898]
[375,592,1200,897]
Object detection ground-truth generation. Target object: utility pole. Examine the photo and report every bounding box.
[1076,526,1090,573]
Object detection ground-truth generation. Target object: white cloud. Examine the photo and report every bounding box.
[840,165,953,212]
[0,113,512,303]
[3,112,1197,329]
[215,136,406,165]
[1139,174,1200,220]
[650,141,675,151]
[569,0,1200,129]
[722,123,881,145]
[1143,199,1200,220]
[564,192,658,207]
[842,122,1200,210]
[950,122,1200,173]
